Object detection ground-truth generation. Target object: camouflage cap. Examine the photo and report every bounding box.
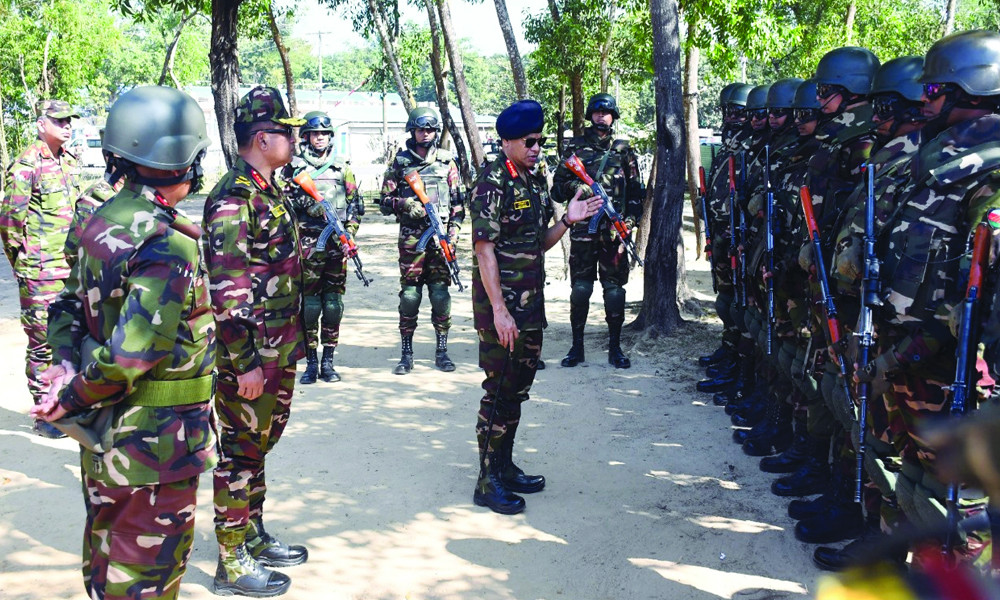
[36,99,80,120]
[234,86,305,126]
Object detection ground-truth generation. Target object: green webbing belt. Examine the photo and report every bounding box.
[129,374,216,407]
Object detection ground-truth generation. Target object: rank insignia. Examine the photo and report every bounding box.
[513,199,531,210]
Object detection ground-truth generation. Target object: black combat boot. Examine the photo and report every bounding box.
[794,459,867,543]
[742,399,793,456]
[299,348,318,385]
[813,521,902,571]
[697,374,738,393]
[562,323,585,367]
[319,346,340,382]
[724,375,762,415]
[393,335,414,375]
[474,451,526,514]
[771,435,831,497]
[246,518,309,567]
[435,332,456,372]
[608,320,631,369]
[705,357,737,378]
[500,423,545,493]
[213,543,291,598]
[760,414,809,473]
[699,345,733,367]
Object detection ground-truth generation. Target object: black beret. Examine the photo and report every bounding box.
[496,99,544,140]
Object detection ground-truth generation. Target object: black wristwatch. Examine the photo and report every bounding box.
[561,214,572,228]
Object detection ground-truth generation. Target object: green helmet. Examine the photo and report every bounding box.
[300,110,334,136]
[871,56,924,102]
[767,78,805,109]
[746,84,771,110]
[405,107,441,132]
[814,47,880,95]
[919,30,1000,96]
[585,93,620,119]
[103,86,209,171]
[720,83,752,107]
[793,80,821,109]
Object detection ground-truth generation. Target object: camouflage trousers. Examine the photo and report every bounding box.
[397,234,453,336]
[82,466,199,600]
[302,242,347,349]
[17,277,63,404]
[568,232,629,324]
[213,365,295,549]
[475,328,542,454]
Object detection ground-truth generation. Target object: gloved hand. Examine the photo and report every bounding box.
[306,202,326,218]
[402,199,426,220]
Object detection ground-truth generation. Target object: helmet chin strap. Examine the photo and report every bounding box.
[593,121,612,133]
[107,153,206,195]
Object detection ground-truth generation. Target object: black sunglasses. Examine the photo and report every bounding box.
[816,83,845,99]
[872,95,902,120]
[768,107,791,118]
[257,128,292,137]
[749,108,768,120]
[923,82,954,101]
[306,115,331,129]
[722,104,746,118]
[793,108,819,123]
[523,135,547,149]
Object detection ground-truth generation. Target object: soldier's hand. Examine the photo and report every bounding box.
[340,241,354,257]
[237,367,265,401]
[566,188,602,224]
[493,307,519,352]
[306,203,326,219]
[404,199,426,220]
[31,362,76,422]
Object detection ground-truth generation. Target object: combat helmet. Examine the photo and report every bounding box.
[300,110,335,136]
[103,85,210,191]
[872,56,925,102]
[585,93,620,119]
[814,47,880,95]
[728,83,752,107]
[919,30,1000,96]
[746,84,772,110]
[767,78,805,109]
[793,80,821,109]
[405,107,441,132]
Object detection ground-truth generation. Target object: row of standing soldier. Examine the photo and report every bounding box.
[697,29,1000,578]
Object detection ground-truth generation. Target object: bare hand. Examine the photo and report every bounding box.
[237,367,265,400]
[340,242,353,257]
[493,307,519,352]
[30,362,76,422]
[565,188,603,224]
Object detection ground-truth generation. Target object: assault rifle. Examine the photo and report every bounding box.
[698,166,715,293]
[855,164,880,502]
[402,170,464,291]
[564,154,644,267]
[292,171,372,287]
[728,157,738,293]
[738,152,748,308]
[764,145,775,356]
[944,222,991,553]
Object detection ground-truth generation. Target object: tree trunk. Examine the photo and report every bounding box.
[0,87,7,193]
[437,0,485,167]
[210,0,243,169]
[635,147,658,259]
[367,0,415,113]
[267,1,296,117]
[493,0,528,99]
[424,0,473,187]
[844,0,856,45]
[160,11,198,87]
[682,24,703,258]
[556,84,567,155]
[41,31,53,98]
[942,0,957,35]
[633,0,686,334]
[599,0,618,93]
[547,0,560,22]
[570,72,584,136]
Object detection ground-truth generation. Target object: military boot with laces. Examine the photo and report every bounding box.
[319,345,340,382]
[299,348,318,385]
[393,334,414,375]
[434,332,456,372]
[213,544,291,598]
[246,518,308,568]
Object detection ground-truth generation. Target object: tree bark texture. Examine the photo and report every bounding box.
[844,1,856,45]
[367,0,415,113]
[556,84,566,155]
[493,0,528,99]
[437,0,485,167]
[682,25,703,258]
[635,0,686,334]
[635,146,657,260]
[424,0,473,187]
[160,11,198,88]
[943,0,957,35]
[570,72,584,136]
[267,1,297,117]
[210,0,243,169]
[0,88,7,189]
[599,0,618,93]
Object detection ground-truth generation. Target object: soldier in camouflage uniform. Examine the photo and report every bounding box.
[1,99,80,438]
[855,30,1000,567]
[64,162,123,272]
[470,99,602,515]
[552,93,645,369]
[32,86,217,600]
[380,107,466,375]
[204,86,308,597]
[285,110,362,385]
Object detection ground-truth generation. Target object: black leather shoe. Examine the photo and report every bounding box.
[393,353,413,375]
[213,545,292,598]
[608,346,631,369]
[474,452,526,515]
[536,359,545,370]
[759,431,809,473]
[247,520,308,567]
[813,529,902,571]
[788,492,837,520]
[698,346,731,367]
[696,375,737,393]
[795,501,865,544]
[562,325,585,367]
[771,458,830,497]
[725,384,763,415]
[705,359,737,378]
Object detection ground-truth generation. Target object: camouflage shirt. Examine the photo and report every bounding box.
[47,182,217,487]
[0,138,79,280]
[470,151,555,332]
[551,127,644,238]
[204,157,306,373]
[286,145,361,238]
[380,140,465,238]
[64,177,122,273]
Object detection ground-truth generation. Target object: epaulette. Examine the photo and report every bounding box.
[226,174,255,199]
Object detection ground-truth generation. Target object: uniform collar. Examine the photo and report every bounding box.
[235,157,274,192]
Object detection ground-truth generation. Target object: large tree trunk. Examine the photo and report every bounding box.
[844,0,856,44]
[437,0,485,167]
[493,0,528,99]
[599,0,618,93]
[424,0,473,187]
[570,72,584,136]
[633,0,685,334]
[210,0,243,168]
[41,31,53,98]
[159,11,199,87]
[635,147,658,259]
[682,24,703,258]
[267,1,296,117]
[556,84,567,155]
[942,0,957,35]
[367,0,415,113]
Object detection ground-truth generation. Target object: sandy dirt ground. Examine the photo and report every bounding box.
[0,198,823,600]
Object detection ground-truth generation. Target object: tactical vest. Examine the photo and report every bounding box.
[294,151,350,222]
[397,149,453,215]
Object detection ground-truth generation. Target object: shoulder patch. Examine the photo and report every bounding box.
[987,208,1000,229]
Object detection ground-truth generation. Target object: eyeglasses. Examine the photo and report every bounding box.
[816,83,845,99]
[257,128,293,138]
[768,108,791,118]
[749,108,768,120]
[523,136,547,149]
[306,115,331,129]
[722,104,746,118]
[793,108,819,123]
[923,82,954,101]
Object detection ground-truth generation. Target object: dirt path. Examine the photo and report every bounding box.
[0,204,820,600]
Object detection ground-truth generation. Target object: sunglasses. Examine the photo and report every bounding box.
[306,115,331,129]
[768,107,791,118]
[523,136,547,149]
[793,108,819,123]
[257,127,293,138]
[923,82,954,101]
[722,104,746,118]
[414,115,440,129]
[872,95,903,120]
[816,83,845,99]
[749,108,768,120]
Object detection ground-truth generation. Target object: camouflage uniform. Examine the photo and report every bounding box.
[470,151,553,461]
[64,177,122,272]
[286,146,361,350]
[1,134,79,405]
[47,182,218,600]
[551,126,644,360]
[204,156,305,552]
[380,139,465,337]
